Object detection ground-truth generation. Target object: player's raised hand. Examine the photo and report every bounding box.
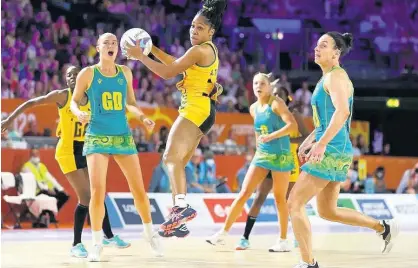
[125,40,144,61]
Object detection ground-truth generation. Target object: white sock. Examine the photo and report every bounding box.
[174,194,187,208]
[92,230,103,246]
[143,222,154,239]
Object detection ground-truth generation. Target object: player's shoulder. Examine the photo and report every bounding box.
[79,66,95,77]
[271,96,286,109]
[53,88,70,96]
[118,65,133,77]
[249,102,257,115]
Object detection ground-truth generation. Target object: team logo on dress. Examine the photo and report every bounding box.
[98,78,102,84]
[118,78,124,85]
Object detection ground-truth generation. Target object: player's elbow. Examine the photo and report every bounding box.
[160,69,177,80]
[336,108,350,120]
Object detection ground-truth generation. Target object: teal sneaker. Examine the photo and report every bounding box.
[102,235,131,248]
[70,243,88,258]
[294,239,299,248]
[236,237,250,250]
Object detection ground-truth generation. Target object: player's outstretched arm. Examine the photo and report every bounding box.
[122,66,155,132]
[1,90,66,132]
[151,46,177,65]
[70,67,91,124]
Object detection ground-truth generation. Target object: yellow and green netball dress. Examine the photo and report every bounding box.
[251,96,294,172]
[301,66,353,181]
[83,65,137,155]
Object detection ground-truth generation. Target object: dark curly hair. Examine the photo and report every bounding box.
[197,0,228,32]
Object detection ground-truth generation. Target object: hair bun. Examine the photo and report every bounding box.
[342,33,353,49]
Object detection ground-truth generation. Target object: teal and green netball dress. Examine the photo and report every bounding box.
[83,65,137,156]
[251,96,294,172]
[301,66,354,182]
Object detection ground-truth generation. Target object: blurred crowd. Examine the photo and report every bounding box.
[3,0,417,109]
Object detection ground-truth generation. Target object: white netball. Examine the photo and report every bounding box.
[120,28,153,58]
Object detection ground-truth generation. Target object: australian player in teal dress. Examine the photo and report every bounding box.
[70,33,162,262]
[287,32,399,268]
[206,72,298,248]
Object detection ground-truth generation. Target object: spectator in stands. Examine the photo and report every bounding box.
[132,127,150,153]
[373,166,388,193]
[341,160,360,193]
[199,150,231,193]
[21,148,69,221]
[157,126,169,153]
[23,120,40,137]
[293,81,312,116]
[356,134,369,154]
[396,162,418,194]
[185,148,206,193]
[149,152,170,193]
[350,135,362,156]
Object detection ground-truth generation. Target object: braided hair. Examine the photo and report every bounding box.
[197,0,228,31]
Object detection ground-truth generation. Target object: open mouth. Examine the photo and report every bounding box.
[108,51,114,56]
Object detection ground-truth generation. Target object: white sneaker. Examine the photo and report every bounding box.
[88,244,103,262]
[205,230,227,246]
[146,232,163,257]
[293,260,319,268]
[268,238,291,252]
[379,219,399,254]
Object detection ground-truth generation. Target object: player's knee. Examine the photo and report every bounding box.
[318,207,337,221]
[79,191,91,206]
[162,151,178,166]
[239,188,253,201]
[90,186,105,202]
[287,198,302,215]
[253,193,268,207]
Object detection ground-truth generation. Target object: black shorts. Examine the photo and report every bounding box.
[199,100,216,135]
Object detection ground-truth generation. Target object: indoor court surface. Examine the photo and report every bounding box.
[2,226,418,268]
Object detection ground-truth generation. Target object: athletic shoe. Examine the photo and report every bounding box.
[145,232,163,257]
[160,205,197,231]
[293,260,319,268]
[70,243,88,258]
[102,235,131,248]
[379,219,399,254]
[236,237,250,250]
[268,238,291,252]
[158,223,190,238]
[206,230,227,246]
[88,244,103,262]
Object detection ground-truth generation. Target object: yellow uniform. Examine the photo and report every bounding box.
[176,41,221,134]
[55,89,90,174]
[289,131,300,183]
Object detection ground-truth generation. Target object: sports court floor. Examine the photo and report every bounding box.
[2,225,418,268]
